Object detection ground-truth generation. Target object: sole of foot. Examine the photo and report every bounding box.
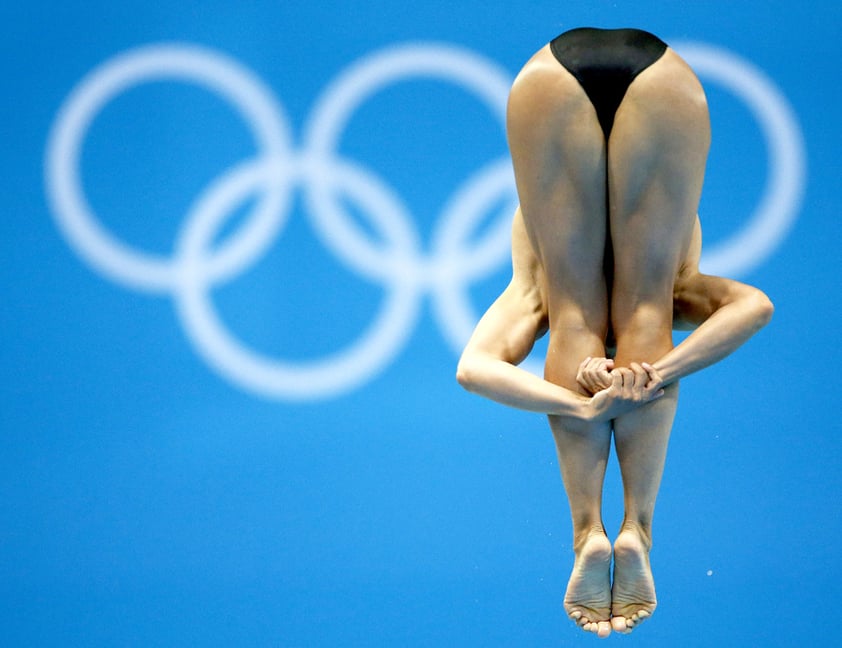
[564,533,613,638]
[610,529,657,634]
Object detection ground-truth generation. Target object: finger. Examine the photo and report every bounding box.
[593,357,610,373]
[597,369,612,388]
[583,358,611,392]
[576,358,592,383]
[581,358,603,388]
[642,362,663,387]
[578,374,596,394]
[577,364,592,389]
[578,376,604,395]
[615,368,632,389]
[629,362,647,388]
[589,372,607,393]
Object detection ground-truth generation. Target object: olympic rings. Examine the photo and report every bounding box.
[44,39,805,400]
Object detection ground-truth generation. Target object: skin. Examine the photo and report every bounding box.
[456,43,773,638]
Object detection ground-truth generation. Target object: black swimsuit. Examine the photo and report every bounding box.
[549,27,668,138]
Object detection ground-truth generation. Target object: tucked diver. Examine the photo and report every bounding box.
[457,27,772,638]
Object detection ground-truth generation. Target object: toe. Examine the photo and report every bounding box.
[596,621,611,638]
[628,610,650,629]
[611,616,631,634]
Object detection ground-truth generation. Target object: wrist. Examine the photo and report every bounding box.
[550,394,594,421]
[651,361,674,387]
[577,396,598,422]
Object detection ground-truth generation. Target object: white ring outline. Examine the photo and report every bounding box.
[45,43,293,292]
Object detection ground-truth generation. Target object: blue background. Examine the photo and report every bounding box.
[3,1,840,646]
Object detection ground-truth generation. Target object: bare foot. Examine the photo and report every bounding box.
[611,528,657,634]
[564,532,612,638]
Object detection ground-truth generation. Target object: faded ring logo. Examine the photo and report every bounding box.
[44,41,805,401]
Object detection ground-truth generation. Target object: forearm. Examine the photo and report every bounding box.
[456,352,592,418]
[655,290,773,385]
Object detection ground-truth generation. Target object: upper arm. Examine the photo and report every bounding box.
[673,216,773,329]
[460,207,548,365]
[673,273,738,329]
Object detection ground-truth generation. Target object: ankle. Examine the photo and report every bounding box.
[617,520,653,552]
[573,525,609,554]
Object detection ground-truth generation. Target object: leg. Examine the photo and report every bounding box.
[507,46,613,638]
[607,48,711,633]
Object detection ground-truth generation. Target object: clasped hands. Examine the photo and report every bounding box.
[576,357,666,422]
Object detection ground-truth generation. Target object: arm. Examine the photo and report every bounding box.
[653,217,774,386]
[456,277,582,414]
[457,209,662,420]
[577,217,773,393]
[655,275,773,386]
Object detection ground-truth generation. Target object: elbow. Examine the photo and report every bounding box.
[457,351,495,394]
[456,355,479,393]
[752,291,775,330]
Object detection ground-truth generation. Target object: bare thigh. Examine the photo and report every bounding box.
[507,45,609,389]
[608,47,711,354]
